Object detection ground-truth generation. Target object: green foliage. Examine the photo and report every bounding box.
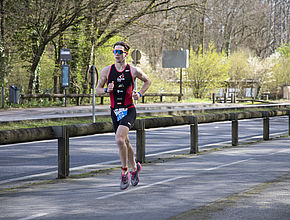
[277,43,290,60]
[0,41,8,85]
[272,44,290,87]
[38,50,55,91]
[185,42,230,98]
[95,36,124,71]
[228,49,251,81]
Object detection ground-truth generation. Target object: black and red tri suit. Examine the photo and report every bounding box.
[107,64,134,109]
[107,64,136,132]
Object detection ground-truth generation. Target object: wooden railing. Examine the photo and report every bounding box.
[20,93,182,105]
[1,109,289,178]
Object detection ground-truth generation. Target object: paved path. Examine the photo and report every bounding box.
[1,102,286,122]
[0,103,232,122]
[1,137,290,220]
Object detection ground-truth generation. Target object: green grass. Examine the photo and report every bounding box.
[182,96,212,103]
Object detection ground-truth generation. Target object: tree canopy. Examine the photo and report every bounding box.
[0,0,289,100]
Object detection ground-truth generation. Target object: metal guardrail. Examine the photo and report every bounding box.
[0,110,289,178]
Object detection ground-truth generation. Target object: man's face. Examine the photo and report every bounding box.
[113,45,127,63]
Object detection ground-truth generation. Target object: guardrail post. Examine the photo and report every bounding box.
[136,119,145,163]
[263,112,270,140]
[178,94,181,101]
[1,87,4,108]
[224,93,227,103]
[212,93,216,104]
[288,110,290,136]
[190,117,198,154]
[57,126,70,179]
[231,114,238,146]
[231,94,235,103]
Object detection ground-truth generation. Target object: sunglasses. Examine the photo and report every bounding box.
[113,49,127,55]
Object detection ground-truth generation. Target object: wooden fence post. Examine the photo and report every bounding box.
[1,87,4,108]
[57,126,70,179]
[231,94,235,103]
[190,117,198,154]
[288,110,290,136]
[263,112,270,140]
[136,120,146,163]
[231,114,238,146]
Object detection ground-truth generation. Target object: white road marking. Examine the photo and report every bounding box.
[96,176,185,200]
[203,159,254,171]
[0,139,56,148]
[0,128,288,185]
[96,148,290,200]
[17,213,48,220]
[0,171,57,185]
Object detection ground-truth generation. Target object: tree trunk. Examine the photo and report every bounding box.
[0,0,4,43]
[58,34,64,94]
[199,0,207,53]
[28,43,46,94]
[0,0,5,86]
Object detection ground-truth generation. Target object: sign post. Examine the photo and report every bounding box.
[60,49,71,107]
[162,49,189,101]
[131,49,141,104]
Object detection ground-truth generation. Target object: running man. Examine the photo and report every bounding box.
[96,41,151,190]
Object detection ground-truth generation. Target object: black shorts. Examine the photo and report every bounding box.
[111,107,136,133]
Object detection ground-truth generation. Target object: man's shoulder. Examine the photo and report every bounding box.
[129,65,142,74]
[103,65,112,71]
[101,65,112,74]
[128,64,138,72]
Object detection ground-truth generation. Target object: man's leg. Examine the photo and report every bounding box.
[115,125,130,174]
[126,136,137,171]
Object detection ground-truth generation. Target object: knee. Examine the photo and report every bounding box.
[125,138,130,146]
[116,136,126,148]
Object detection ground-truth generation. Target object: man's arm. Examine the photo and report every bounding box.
[96,66,110,95]
[132,66,152,100]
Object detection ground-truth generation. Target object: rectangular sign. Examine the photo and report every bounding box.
[60,49,71,61]
[162,49,189,68]
[61,65,70,87]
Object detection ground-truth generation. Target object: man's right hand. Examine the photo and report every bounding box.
[108,81,114,92]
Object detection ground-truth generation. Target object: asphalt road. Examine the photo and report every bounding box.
[1,136,290,220]
[0,116,288,188]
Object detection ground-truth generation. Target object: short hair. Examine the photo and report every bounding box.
[113,41,130,52]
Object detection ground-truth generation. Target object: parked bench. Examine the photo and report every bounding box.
[141,93,182,103]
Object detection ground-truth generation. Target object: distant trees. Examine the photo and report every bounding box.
[2,0,201,94]
[1,0,289,99]
[185,42,230,98]
[264,44,290,97]
[2,0,87,94]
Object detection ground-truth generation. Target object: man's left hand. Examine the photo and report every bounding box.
[133,91,141,100]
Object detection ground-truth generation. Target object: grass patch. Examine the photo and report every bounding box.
[182,97,212,103]
[0,107,282,131]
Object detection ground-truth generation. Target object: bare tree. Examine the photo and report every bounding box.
[6,0,87,94]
